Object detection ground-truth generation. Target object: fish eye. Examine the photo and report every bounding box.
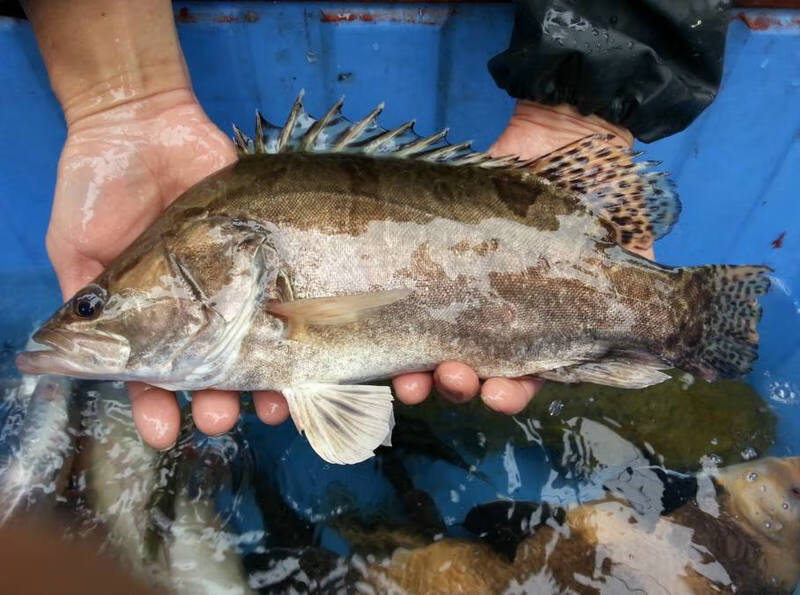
[73,287,105,319]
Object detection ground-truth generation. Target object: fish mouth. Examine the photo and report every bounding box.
[16,328,130,378]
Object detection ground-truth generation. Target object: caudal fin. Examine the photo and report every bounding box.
[680,264,771,380]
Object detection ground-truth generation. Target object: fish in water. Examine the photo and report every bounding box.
[85,386,253,593]
[0,372,78,524]
[17,95,771,464]
[370,457,800,594]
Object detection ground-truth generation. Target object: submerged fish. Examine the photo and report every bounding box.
[17,95,771,464]
[372,457,800,594]
[0,373,77,523]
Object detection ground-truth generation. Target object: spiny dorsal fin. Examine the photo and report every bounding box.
[233,95,681,250]
[527,135,681,251]
[232,91,522,169]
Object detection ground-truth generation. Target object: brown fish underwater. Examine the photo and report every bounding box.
[17,95,771,464]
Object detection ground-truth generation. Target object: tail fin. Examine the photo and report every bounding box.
[680,265,771,380]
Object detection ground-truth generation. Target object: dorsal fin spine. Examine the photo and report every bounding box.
[301,96,344,152]
[333,102,384,151]
[254,111,266,154]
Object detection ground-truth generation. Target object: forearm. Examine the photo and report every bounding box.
[23,0,191,126]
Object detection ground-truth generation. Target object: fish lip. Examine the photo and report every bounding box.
[16,349,84,376]
[31,328,76,353]
[16,329,130,378]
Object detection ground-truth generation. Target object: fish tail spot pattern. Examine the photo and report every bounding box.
[682,265,772,380]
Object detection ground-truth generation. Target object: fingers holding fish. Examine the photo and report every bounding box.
[433,362,480,403]
[391,372,433,405]
[128,382,180,450]
[191,390,241,436]
[253,390,290,425]
[481,376,545,415]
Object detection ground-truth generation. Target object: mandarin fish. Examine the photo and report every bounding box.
[17,94,770,464]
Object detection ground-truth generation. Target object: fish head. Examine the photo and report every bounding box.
[17,217,278,385]
[715,456,800,547]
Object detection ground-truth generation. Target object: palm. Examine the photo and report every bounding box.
[48,98,238,299]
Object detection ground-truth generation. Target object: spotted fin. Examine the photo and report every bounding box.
[527,135,681,251]
[282,383,395,465]
[538,360,671,389]
[677,264,771,381]
[233,91,528,169]
[266,288,411,326]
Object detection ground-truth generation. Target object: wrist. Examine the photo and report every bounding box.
[60,63,192,127]
[491,101,633,161]
[24,0,191,126]
[511,101,633,148]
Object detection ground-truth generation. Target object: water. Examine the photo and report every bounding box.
[1,268,799,594]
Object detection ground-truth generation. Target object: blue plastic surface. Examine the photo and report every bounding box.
[0,3,799,564]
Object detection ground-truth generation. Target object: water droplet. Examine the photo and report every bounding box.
[741,447,758,460]
[783,502,790,510]
[709,454,723,465]
[765,521,772,529]
[548,400,564,416]
[710,437,719,446]
[748,472,758,482]
[305,50,317,63]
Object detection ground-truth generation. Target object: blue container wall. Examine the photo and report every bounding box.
[0,5,799,443]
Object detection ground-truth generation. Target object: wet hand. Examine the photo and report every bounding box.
[391,101,648,414]
[48,90,249,448]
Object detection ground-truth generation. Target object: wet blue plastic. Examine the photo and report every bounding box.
[1,2,799,571]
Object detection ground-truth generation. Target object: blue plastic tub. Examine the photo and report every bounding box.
[0,2,799,588]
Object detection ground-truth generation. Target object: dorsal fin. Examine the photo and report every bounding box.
[526,135,681,251]
[232,91,521,168]
[233,95,680,250]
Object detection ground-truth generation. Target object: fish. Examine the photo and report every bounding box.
[370,457,800,594]
[0,372,78,523]
[85,385,253,593]
[16,94,771,465]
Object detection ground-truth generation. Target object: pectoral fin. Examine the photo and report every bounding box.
[267,289,411,326]
[539,360,670,389]
[282,383,395,465]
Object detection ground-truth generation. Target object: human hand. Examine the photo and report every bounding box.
[47,90,253,448]
[391,101,649,414]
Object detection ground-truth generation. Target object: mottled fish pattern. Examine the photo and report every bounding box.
[18,95,771,464]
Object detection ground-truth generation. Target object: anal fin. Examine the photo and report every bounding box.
[282,383,395,465]
[539,360,670,389]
